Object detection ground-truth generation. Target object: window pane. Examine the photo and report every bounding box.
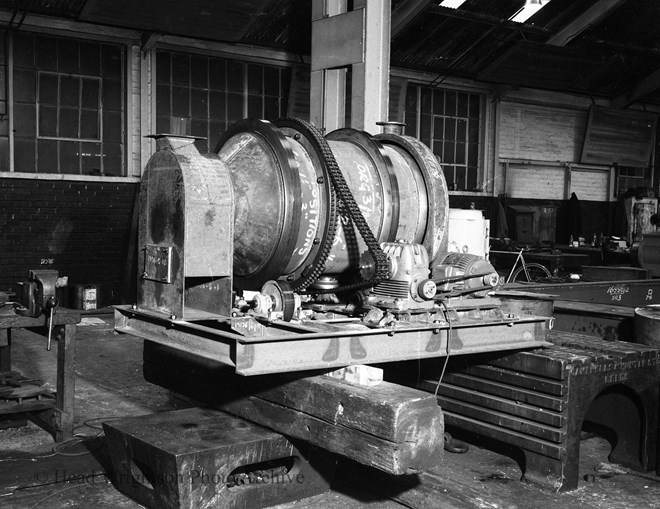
[469,94,480,118]
[445,91,457,116]
[264,67,279,97]
[191,119,207,139]
[210,90,226,119]
[227,92,243,122]
[38,139,58,172]
[81,109,99,139]
[433,89,444,115]
[14,69,36,103]
[455,166,466,189]
[280,68,291,102]
[156,51,170,83]
[172,53,190,86]
[15,138,35,171]
[209,58,226,90]
[210,120,225,149]
[58,39,79,74]
[81,142,101,174]
[60,140,80,174]
[103,143,122,175]
[443,166,454,190]
[0,137,9,169]
[455,142,466,165]
[445,118,456,139]
[467,167,478,190]
[227,61,244,92]
[156,115,170,134]
[468,119,479,141]
[60,76,80,107]
[456,119,467,141]
[156,84,171,116]
[81,79,100,109]
[404,86,418,136]
[59,107,79,138]
[191,56,208,88]
[191,89,208,119]
[247,65,262,95]
[39,105,58,137]
[457,93,468,117]
[80,42,101,75]
[421,88,432,112]
[433,116,444,140]
[36,36,57,71]
[264,96,279,120]
[172,86,190,117]
[13,33,35,68]
[420,113,431,147]
[443,141,455,164]
[14,104,36,137]
[247,94,262,117]
[101,44,122,78]
[103,79,122,112]
[103,111,122,143]
[39,73,58,105]
[468,142,479,166]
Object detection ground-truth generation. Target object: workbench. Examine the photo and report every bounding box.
[553,244,604,265]
[0,307,80,441]
[489,249,590,277]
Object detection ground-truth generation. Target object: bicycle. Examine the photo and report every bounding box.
[506,249,552,283]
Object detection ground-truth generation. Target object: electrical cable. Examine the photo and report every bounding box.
[433,299,453,397]
[27,480,103,509]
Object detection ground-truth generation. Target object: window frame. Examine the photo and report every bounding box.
[0,27,130,179]
[154,48,292,154]
[404,82,487,194]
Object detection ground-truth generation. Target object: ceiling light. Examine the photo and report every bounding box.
[439,0,467,9]
[510,0,551,23]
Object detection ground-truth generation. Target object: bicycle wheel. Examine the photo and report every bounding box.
[511,262,552,283]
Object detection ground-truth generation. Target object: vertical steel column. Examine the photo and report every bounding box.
[310,0,391,134]
[352,0,390,133]
[311,0,347,133]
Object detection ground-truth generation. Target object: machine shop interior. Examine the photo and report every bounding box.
[2,1,660,508]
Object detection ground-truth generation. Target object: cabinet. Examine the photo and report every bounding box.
[626,197,658,244]
[509,205,557,244]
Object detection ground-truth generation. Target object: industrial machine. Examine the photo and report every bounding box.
[115,118,548,375]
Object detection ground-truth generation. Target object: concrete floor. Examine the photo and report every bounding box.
[0,313,659,508]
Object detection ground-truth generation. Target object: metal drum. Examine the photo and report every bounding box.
[636,231,660,277]
[634,304,660,347]
[217,118,448,291]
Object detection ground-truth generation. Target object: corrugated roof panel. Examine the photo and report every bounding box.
[79,0,272,41]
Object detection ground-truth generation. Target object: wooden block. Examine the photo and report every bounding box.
[143,341,445,475]
[103,408,335,509]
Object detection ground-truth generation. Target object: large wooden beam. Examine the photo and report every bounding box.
[143,341,445,476]
[612,67,660,108]
[546,0,628,47]
[391,0,432,37]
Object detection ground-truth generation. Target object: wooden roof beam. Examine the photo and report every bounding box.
[391,0,433,37]
[427,4,549,35]
[612,67,660,108]
[546,0,628,46]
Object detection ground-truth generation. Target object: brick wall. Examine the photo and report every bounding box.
[570,169,609,201]
[0,178,138,307]
[499,102,586,162]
